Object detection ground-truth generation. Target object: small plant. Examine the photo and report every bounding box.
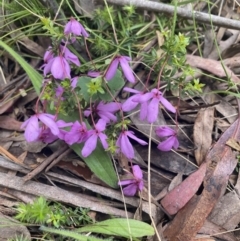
[15,196,93,228]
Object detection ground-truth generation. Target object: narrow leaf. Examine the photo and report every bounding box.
[0,40,42,94]
[40,226,104,241]
[78,218,155,238]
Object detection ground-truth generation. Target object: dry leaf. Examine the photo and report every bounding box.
[226,138,240,151]
[161,163,206,215]
[163,117,240,241]
[193,108,214,165]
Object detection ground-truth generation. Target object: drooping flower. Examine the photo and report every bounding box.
[84,101,121,123]
[118,165,144,196]
[81,119,108,157]
[122,87,149,120]
[156,126,179,151]
[44,56,71,80]
[39,120,73,143]
[21,113,59,142]
[105,56,135,83]
[64,18,89,37]
[64,121,89,145]
[60,46,80,66]
[116,130,147,159]
[55,86,64,98]
[133,88,176,123]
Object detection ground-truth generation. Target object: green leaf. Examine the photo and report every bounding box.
[78,218,155,238]
[40,226,104,241]
[57,113,118,188]
[71,142,118,188]
[0,40,42,94]
[98,70,125,101]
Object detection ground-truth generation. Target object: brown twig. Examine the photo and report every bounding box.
[103,0,240,30]
[23,145,68,182]
[45,148,72,172]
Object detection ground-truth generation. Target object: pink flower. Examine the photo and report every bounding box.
[71,76,79,89]
[81,119,108,157]
[64,121,89,145]
[60,46,80,67]
[156,126,179,151]
[133,88,176,123]
[105,56,135,83]
[84,101,121,123]
[64,18,89,37]
[122,87,148,120]
[87,71,100,78]
[44,56,71,80]
[118,165,144,196]
[116,130,147,159]
[39,120,73,143]
[21,113,59,142]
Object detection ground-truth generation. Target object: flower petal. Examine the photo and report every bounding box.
[24,116,40,142]
[122,95,139,112]
[95,119,106,132]
[38,114,59,136]
[156,126,176,137]
[147,98,159,123]
[64,21,72,35]
[97,102,120,112]
[119,57,135,83]
[51,57,71,80]
[98,133,108,149]
[63,47,80,66]
[123,87,141,94]
[120,133,135,159]
[133,92,153,103]
[160,96,176,113]
[118,179,135,186]
[82,134,98,157]
[126,131,148,146]
[105,58,119,81]
[132,165,143,179]
[157,136,176,152]
[139,102,148,120]
[123,183,138,196]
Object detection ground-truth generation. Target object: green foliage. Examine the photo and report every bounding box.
[77,70,125,103]
[15,197,93,228]
[40,218,154,240]
[0,40,42,94]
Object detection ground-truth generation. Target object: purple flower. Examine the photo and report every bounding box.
[44,56,71,80]
[84,101,121,123]
[105,56,135,83]
[122,87,148,120]
[64,18,89,37]
[81,119,108,157]
[21,113,59,142]
[87,71,100,78]
[39,120,73,143]
[118,165,144,196]
[64,121,89,145]
[55,86,64,98]
[60,46,80,67]
[156,126,179,151]
[71,76,79,89]
[43,47,54,63]
[116,130,147,159]
[133,88,176,123]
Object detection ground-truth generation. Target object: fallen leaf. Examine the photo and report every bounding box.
[193,107,214,165]
[161,162,206,215]
[226,138,240,151]
[163,117,240,241]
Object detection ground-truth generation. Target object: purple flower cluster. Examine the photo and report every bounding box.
[21,18,180,198]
